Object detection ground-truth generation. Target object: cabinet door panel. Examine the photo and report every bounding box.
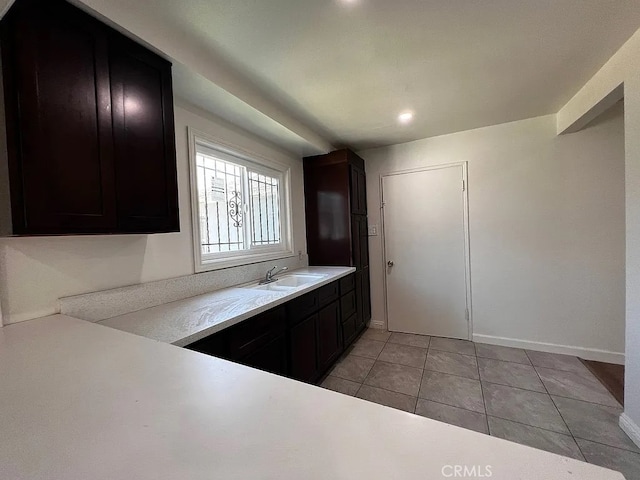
[110,35,179,233]
[289,314,318,382]
[2,0,116,233]
[317,301,341,371]
[242,335,287,376]
[342,313,357,348]
[340,290,357,321]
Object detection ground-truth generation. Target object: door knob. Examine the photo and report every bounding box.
[387,260,394,267]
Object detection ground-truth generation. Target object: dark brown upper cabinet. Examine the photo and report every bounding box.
[303,149,369,269]
[109,33,178,233]
[0,0,178,235]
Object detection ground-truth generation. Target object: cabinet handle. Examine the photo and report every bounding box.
[387,260,394,267]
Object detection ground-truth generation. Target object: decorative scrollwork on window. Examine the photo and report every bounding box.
[228,191,243,228]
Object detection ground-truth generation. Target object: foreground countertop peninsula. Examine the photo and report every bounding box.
[0,315,623,480]
[98,266,355,346]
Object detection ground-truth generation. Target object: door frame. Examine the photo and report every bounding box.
[379,161,473,340]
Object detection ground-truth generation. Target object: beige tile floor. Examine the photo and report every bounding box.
[319,328,640,480]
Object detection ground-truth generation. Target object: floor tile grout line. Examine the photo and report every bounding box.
[569,434,640,455]
[424,363,479,381]
[549,394,587,461]
[484,414,577,438]
[530,357,575,445]
[415,396,487,417]
[546,391,623,409]
[429,347,477,358]
[475,354,532,366]
[479,378,566,397]
[477,377,547,395]
[358,378,421,399]
[414,364,427,414]
[475,346,489,433]
[477,350,489,426]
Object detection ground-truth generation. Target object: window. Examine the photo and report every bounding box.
[189,131,293,271]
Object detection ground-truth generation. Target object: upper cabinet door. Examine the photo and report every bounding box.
[1,0,117,234]
[109,35,179,233]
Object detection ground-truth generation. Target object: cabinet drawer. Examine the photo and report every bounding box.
[318,281,339,308]
[342,313,357,347]
[340,290,357,321]
[287,290,319,325]
[227,307,286,360]
[339,274,355,295]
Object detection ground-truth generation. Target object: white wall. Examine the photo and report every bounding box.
[360,105,626,362]
[0,102,307,325]
[555,27,640,442]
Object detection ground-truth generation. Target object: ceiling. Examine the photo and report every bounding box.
[140,0,640,150]
[7,0,640,153]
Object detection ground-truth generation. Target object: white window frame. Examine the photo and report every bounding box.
[188,127,294,272]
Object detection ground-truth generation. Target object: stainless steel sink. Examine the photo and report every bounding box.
[242,273,327,291]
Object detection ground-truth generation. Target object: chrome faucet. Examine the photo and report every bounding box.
[260,266,288,285]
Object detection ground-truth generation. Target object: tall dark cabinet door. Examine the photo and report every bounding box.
[1,0,117,234]
[350,165,367,215]
[109,35,179,233]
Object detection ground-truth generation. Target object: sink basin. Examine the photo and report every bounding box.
[242,273,326,292]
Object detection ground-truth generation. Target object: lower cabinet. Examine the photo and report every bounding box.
[185,273,360,383]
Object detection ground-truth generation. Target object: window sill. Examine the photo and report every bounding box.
[195,250,296,273]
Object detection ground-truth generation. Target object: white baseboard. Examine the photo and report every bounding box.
[620,413,640,448]
[369,320,385,329]
[472,334,624,365]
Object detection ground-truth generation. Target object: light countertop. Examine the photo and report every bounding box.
[98,266,355,346]
[0,315,623,480]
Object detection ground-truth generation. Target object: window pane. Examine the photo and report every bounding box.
[196,152,245,255]
[248,171,281,246]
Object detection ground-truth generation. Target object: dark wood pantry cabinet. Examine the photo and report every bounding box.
[0,0,178,235]
[303,149,372,339]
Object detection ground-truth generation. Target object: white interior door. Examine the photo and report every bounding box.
[382,164,470,339]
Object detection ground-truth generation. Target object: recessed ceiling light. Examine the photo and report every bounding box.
[398,112,414,124]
